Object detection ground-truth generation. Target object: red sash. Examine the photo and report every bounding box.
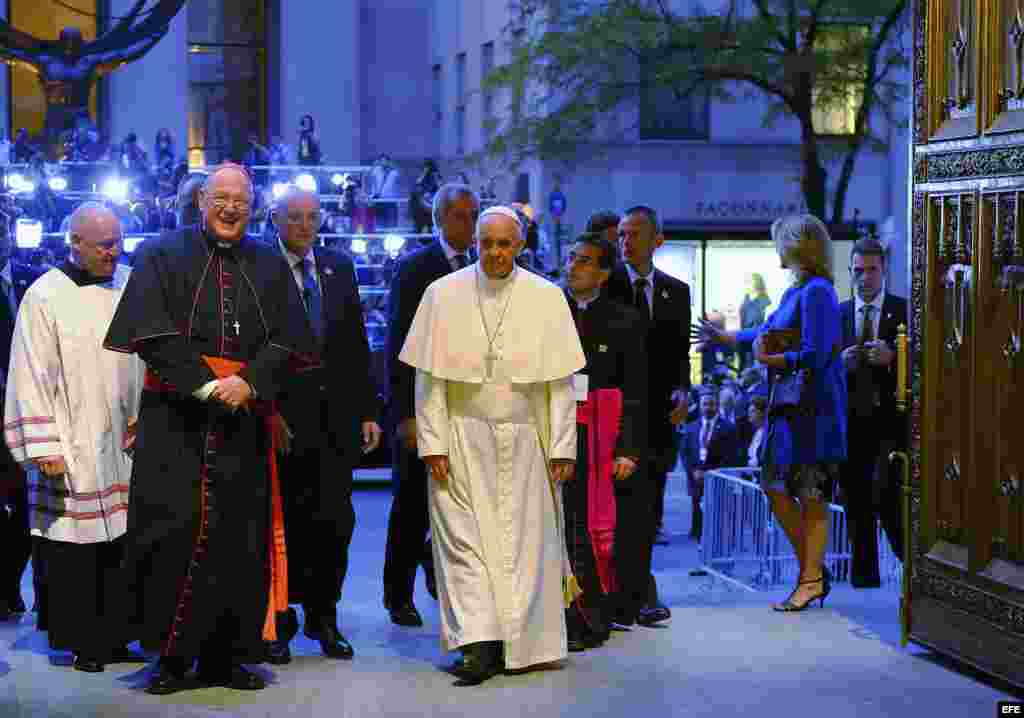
[576,388,623,595]
[144,356,288,642]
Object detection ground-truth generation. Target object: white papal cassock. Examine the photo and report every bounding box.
[5,264,143,544]
[400,263,585,670]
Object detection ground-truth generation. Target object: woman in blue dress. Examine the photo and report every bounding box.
[695,215,847,611]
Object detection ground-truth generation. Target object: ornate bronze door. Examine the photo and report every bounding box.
[910,0,1024,687]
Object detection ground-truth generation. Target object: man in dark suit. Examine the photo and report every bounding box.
[563,234,647,651]
[265,188,382,663]
[0,217,45,620]
[680,387,738,538]
[838,238,908,587]
[604,205,691,626]
[382,183,479,627]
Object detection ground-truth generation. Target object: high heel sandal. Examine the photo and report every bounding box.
[772,576,827,612]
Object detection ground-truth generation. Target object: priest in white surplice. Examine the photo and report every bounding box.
[400,205,585,685]
[5,203,144,673]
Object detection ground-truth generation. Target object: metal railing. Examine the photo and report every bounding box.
[691,467,901,590]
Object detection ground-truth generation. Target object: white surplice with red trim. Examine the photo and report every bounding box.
[4,265,144,543]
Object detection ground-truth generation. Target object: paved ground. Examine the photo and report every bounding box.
[0,476,1018,717]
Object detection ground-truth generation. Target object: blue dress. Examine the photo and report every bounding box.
[736,277,847,500]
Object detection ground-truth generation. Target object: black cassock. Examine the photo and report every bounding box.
[104,227,313,663]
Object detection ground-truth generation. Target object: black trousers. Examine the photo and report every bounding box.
[564,427,609,640]
[838,417,904,587]
[40,536,131,654]
[279,441,355,619]
[382,438,434,609]
[0,479,31,606]
[609,460,658,623]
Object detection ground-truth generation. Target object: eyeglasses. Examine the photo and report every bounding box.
[210,197,251,212]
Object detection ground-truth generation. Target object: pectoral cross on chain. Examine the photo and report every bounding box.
[484,349,499,381]
[233,320,241,336]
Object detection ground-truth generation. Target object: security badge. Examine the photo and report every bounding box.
[598,344,608,353]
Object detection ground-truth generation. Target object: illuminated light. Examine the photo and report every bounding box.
[14,219,42,249]
[294,173,317,192]
[271,182,290,200]
[123,236,146,252]
[6,173,33,194]
[102,178,129,203]
[350,238,367,254]
[383,234,405,255]
[331,173,344,187]
[48,177,68,192]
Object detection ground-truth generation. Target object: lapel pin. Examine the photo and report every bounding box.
[662,290,669,299]
[599,344,608,352]
[324,267,334,276]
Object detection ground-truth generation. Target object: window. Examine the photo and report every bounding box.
[187,0,266,167]
[8,0,98,140]
[433,63,443,153]
[455,52,467,154]
[639,56,710,140]
[811,24,869,135]
[481,42,495,141]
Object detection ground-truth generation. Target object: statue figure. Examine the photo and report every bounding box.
[0,0,186,159]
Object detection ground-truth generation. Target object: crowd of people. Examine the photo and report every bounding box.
[0,165,908,695]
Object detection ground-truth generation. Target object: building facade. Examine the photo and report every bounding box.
[428,0,912,312]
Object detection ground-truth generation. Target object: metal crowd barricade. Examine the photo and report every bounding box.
[698,467,901,589]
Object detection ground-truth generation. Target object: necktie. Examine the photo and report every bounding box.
[854,304,878,418]
[860,304,876,344]
[634,277,650,318]
[700,420,711,449]
[573,303,587,341]
[299,258,324,341]
[453,253,468,271]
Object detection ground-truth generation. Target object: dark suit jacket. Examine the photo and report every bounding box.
[840,293,908,444]
[276,246,378,459]
[0,261,45,380]
[680,418,737,474]
[566,291,647,459]
[386,240,456,429]
[605,264,691,456]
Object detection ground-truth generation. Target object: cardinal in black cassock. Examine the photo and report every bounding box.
[104,165,315,694]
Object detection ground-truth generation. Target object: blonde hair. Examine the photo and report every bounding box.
[770,214,834,284]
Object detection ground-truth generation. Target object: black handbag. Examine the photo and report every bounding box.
[764,294,836,418]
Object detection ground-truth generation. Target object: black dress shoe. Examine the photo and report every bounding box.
[145,663,189,695]
[636,604,671,626]
[453,642,502,687]
[303,616,354,659]
[388,602,423,627]
[73,653,104,673]
[198,663,266,690]
[265,639,291,665]
[106,645,147,663]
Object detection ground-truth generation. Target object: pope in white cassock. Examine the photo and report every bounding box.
[5,203,144,673]
[399,205,585,686]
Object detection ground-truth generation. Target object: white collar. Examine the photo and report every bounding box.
[279,238,314,270]
[478,263,517,293]
[624,262,655,285]
[855,288,885,315]
[569,290,599,310]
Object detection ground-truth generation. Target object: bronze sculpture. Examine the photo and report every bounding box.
[0,0,186,159]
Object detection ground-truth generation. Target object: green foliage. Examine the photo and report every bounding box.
[482,0,909,222]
